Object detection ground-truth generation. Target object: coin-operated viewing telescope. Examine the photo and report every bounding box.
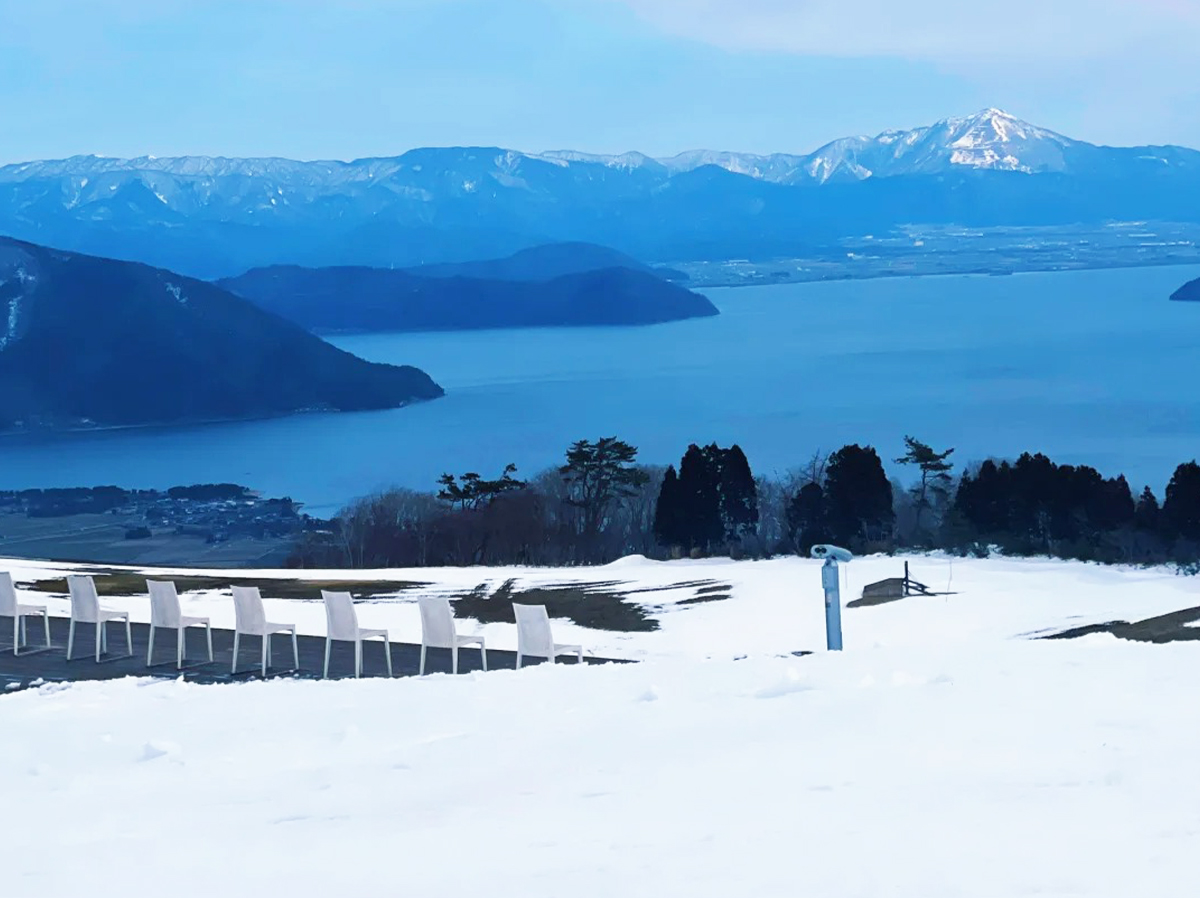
[810,544,853,650]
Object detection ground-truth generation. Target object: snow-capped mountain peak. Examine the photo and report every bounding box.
[795,109,1079,183]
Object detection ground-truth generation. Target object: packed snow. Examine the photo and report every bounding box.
[1,554,1198,896]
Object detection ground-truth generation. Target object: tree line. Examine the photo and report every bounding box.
[287,436,1200,570]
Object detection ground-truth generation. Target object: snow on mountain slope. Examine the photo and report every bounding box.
[2,554,1199,897]
[656,148,808,182]
[1,109,1196,224]
[537,110,1092,183]
[799,108,1077,182]
[536,149,665,172]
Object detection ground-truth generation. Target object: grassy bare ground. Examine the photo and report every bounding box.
[451,578,733,632]
[20,567,732,631]
[23,571,426,601]
[1045,606,1200,645]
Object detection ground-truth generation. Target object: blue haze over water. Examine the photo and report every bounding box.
[4,265,1199,516]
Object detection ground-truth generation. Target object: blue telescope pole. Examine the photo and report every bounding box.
[821,558,844,651]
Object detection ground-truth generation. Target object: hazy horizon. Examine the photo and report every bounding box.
[1,0,1197,164]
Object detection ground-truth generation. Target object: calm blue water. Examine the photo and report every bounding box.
[4,265,1199,516]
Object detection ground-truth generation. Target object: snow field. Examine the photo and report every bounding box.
[1,554,1199,896]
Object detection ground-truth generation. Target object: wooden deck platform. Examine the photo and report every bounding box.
[0,616,610,692]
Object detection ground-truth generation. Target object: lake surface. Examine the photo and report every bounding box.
[5,265,1200,516]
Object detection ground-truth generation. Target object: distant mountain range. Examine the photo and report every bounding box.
[2,109,1199,278]
[542,109,1200,183]
[0,238,442,431]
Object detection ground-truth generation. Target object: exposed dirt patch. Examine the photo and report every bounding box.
[623,580,725,595]
[452,579,658,632]
[1044,606,1200,645]
[847,593,909,609]
[448,578,733,632]
[23,571,426,601]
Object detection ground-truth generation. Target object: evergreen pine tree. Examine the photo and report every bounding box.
[1164,461,1200,541]
[559,438,648,543]
[653,465,685,550]
[824,444,895,548]
[786,481,830,553]
[677,444,723,551]
[1134,486,1161,533]
[717,444,759,545]
[894,436,954,535]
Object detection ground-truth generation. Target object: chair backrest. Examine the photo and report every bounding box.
[513,603,554,657]
[67,574,101,623]
[321,591,360,641]
[147,580,182,628]
[418,595,457,648]
[0,572,16,617]
[231,586,267,635]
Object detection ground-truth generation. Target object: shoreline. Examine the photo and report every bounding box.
[670,255,1200,290]
[0,395,438,441]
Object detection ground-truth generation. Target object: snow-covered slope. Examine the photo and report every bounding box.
[2,554,1199,897]
[798,108,1077,182]
[544,109,1193,184]
[4,553,1198,661]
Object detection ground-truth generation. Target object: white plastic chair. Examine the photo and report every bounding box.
[512,603,583,669]
[147,580,213,669]
[418,595,486,675]
[0,571,50,655]
[231,586,298,676]
[67,574,131,662]
[321,590,392,678]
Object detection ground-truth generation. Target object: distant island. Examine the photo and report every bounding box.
[0,237,443,432]
[1170,277,1200,301]
[404,241,688,283]
[219,245,718,334]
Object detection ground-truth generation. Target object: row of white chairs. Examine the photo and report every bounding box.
[1,572,585,676]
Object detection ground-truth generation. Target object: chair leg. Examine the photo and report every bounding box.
[419,644,427,676]
[95,621,103,662]
[383,639,393,677]
[481,645,488,672]
[516,652,522,670]
[452,644,459,675]
[42,613,50,649]
[577,648,584,664]
[67,620,75,660]
[125,619,132,657]
[147,624,156,665]
[354,640,362,678]
[177,626,185,670]
[231,631,240,674]
[291,631,298,671]
[261,635,268,677]
[206,623,213,661]
[20,616,26,648]
[323,638,332,678]
[12,614,18,655]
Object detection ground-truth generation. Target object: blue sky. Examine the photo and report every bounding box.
[0,0,1196,162]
